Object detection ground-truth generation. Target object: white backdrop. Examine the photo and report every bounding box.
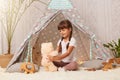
[0,0,120,54]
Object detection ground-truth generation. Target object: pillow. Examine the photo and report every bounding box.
[81,59,104,70]
[6,62,39,73]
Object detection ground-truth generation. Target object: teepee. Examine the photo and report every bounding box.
[6,10,112,70]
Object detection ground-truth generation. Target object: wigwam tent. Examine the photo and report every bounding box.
[6,10,111,70]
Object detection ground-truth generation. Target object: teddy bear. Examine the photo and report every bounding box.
[41,42,58,72]
[102,58,114,71]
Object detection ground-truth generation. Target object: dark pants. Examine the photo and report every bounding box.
[53,61,78,71]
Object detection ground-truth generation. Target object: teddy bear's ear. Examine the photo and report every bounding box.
[108,58,114,63]
[41,43,45,47]
[48,42,53,46]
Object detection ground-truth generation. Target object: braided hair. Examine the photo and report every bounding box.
[58,19,73,53]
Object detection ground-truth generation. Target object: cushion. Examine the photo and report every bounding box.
[81,59,104,70]
[6,62,39,73]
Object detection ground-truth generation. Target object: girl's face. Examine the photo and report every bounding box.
[59,28,71,39]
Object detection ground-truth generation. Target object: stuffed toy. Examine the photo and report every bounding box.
[20,62,35,74]
[102,58,114,71]
[41,42,58,72]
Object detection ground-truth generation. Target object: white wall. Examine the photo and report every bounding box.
[0,22,2,54]
[0,0,120,54]
[71,0,120,42]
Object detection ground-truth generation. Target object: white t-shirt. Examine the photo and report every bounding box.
[57,37,76,62]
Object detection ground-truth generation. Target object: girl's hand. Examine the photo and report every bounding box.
[47,55,54,61]
[48,55,61,61]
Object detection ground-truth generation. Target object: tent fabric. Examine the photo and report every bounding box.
[6,10,112,70]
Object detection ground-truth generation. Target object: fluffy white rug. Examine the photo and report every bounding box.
[0,67,120,80]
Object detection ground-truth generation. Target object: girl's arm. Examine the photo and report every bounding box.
[48,46,74,61]
[56,46,60,53]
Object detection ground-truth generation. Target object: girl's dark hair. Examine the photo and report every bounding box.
[58,19,73,52]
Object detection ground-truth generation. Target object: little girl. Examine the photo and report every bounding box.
[48,19,78,71]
